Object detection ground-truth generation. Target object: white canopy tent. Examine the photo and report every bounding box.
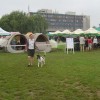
[49,30,63,35]
[73,29,84,34]
[62,29,71,34]
[84,28,98,34]
[0,27,11,36]
[54,30,62,34]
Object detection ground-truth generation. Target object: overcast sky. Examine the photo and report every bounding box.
[0,0,100,27]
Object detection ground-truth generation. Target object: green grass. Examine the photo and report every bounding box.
[0,48,100,100]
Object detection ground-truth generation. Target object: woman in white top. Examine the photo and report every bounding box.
[27,33,35,66]
[79,35,85,52]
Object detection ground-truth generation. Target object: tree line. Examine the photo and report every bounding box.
[0,11,48,34]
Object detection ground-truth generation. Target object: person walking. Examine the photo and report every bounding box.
[27,33,36,66]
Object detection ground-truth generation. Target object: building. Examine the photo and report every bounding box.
[29,9,90,32]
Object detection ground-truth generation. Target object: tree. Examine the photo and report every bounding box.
[0,14,12,31]
[0,11,29,33]
[31,14,48,33]
[0,11,48,34]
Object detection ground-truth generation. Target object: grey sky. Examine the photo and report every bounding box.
[0,0,100,27]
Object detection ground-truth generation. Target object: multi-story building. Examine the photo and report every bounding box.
[29,9,90,32]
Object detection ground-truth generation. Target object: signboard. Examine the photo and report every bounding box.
[65,38,74,54]
[66,38,74,48]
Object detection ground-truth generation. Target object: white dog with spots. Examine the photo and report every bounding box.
[37,55,45,67]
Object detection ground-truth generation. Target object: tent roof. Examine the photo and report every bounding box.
[62,29,71,34]
[0,27,11,35]
[85,28,98,34]
[73,29,84,34]
[54,30,62,34]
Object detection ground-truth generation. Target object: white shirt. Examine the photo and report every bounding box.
[79,37,85,44]
[28,39,35,49]
[93,38,98,44]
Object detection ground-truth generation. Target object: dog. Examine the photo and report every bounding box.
[37,55,45,67]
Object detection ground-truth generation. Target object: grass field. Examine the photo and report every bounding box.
[0,48,100,100]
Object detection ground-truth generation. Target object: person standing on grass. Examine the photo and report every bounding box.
[79,35,85,52]
[93,36,98,49]
[88,37,93,51]
[27,33,36,66]
[85,37,88,51]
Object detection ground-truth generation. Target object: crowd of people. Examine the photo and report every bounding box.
[74,35,100,51]
[49,35,100,52]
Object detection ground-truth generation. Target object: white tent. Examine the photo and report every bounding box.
[62,29,71,34]
[49,30,63,35]
[0,27,11,36]
[54,30,62,34]
[73,29,84,34]
[85,28,98,34]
